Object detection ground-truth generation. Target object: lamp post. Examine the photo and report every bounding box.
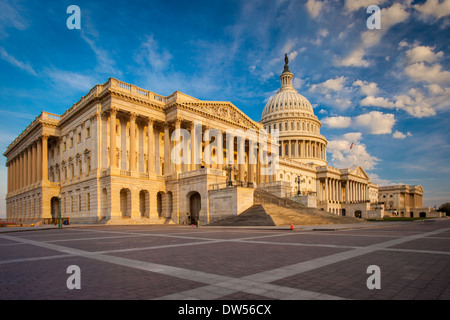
[225,164,236,187]
[58,197,62,228]
[295,175,305,196]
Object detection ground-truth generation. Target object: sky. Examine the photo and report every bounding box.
[1,0,450,217]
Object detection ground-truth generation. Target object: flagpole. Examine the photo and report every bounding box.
[350,141,355,168]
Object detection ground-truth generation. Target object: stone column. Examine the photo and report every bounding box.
[109,107,118,168]
[238,135,245,183]
[248,137,256,185]
[174,118,182,173]
[27,146,32,186]
[129,112,137,171]
[164,122,171,175]
[20,151,25,189]
[256,144,261,185]
[324,178,329,203]
[217,130,224,171]
[147,118,155,174]
[41,135,49,182]
[12,158,16,192]
[288,140,291,157]
[31,143,36,184]
[36,138,42,182]
[190,121,196,171]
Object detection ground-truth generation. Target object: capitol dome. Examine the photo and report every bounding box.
[260,55,328,167]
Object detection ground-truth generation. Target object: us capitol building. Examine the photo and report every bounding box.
[4,57,434,224]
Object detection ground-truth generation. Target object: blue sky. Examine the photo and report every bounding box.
[1,0,450,217]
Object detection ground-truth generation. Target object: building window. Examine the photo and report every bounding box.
[86,127,91,138]
[70,137,74,147]
[78,132,82,143]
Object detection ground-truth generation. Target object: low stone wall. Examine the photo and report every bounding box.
[208,186,255,223]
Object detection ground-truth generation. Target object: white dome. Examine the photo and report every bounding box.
[260,56,315,122]
[261,90,314,119]
[260,55,327,167]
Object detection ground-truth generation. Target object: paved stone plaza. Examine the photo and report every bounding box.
[1,219,450,300]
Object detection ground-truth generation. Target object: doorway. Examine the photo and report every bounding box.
[189,192,201,225]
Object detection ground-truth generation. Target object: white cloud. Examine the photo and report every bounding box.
[405,62,450,84]
[306,0,325,19]
[360,96,396,109]
[335,3,410,68]
[313,28,329,45]
[135,35,173,72]
[45,69,97,92]
[335,48,370,67]
[323,111,396,135]
[344,0,386,12]
[353,80,379,96]
[81,33,120,75]
[293,77,303,89]
[282,39,297,55]
[367,173,398,186]
[381,2,410,29]
[406,45,444,63]
[327,132,380,170]
[0,0,28,38]
[392,131,412,139]
[0,46,36,76]
[322,116,352,128]
[394,88,438,118]
[353,111,396,135]
[309,77,354,110]
[414,0,450,20]
[310,76,346,92]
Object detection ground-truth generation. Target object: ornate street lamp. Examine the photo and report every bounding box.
[58,197,62,228]
[295,175,305,196]
[224,164,236,187]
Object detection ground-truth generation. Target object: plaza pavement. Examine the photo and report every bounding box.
[1,219,450,301]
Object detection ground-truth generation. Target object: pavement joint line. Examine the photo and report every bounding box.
[157,225,450,300]
[45,227,315,245]
[0,254,75,265]
[0,232,346,300]
[240,227,450,284]
[45,234,154,243]
[2,224,449,300]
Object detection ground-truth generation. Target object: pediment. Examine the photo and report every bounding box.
[350,166,369,180]
[180,101,262,130]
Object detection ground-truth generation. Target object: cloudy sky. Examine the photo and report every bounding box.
[1,0,449,216]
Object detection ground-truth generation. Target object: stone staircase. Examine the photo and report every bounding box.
[208,188,366,226]
[208,204,276,226]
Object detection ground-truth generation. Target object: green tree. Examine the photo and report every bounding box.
[437,202,450,216]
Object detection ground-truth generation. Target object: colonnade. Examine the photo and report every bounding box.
[7,134,49,194]
[107,108,278,185]
[317,177,368,203]
[279,139,326,161]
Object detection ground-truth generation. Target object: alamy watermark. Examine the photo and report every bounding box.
[66,5,81,30]
[66,265,81,290]
[169,123,280,177]
[366,265,381,290]
[367,5,381,30]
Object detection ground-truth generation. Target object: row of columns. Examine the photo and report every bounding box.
[107,108,278,185]
[7,134,49,194]
[318,178,368,203]
[109,107,155,174]
[346,180,368,203]
[280,139,326,161]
